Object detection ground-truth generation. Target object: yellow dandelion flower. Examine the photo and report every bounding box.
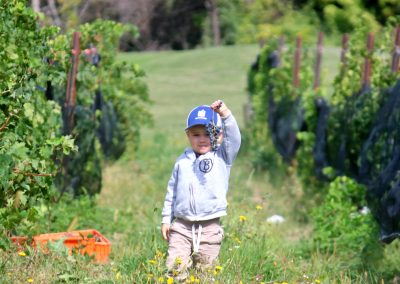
[18,251,26,257]
[190,275,195,282]
[174,256,183,265]
[158,276,164,283]
[27,278,33,283]
[156,250,164,259]
[115,272,121,280]
[256,205,263,210]
[167,277,174,284]
[239,215,247,222]
[315,280,321,283]
[149,259,156,265]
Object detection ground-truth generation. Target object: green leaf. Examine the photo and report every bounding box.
[8,142,28,159]
[19,191,28,206]
[0,154,13,177]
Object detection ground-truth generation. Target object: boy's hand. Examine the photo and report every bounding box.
[161,223,170,241]
[210,99,231,118]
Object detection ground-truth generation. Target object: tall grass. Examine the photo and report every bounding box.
[3,44,398,283]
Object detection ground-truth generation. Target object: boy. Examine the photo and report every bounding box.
[161,99,241,279]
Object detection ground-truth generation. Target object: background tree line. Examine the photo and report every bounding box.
[31,0,399,50]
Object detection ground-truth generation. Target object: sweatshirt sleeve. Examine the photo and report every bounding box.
[220,113,241,165]
[161,163,178,224]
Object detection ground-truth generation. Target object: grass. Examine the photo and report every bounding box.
[3,43,399,283]
[119,45,259,139]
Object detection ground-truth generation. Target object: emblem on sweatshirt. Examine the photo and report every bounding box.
[199,158,213,173]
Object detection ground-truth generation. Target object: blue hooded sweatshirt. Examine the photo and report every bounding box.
[161,113,241,224]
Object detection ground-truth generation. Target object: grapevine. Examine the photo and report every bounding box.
[246,19,400,246]
[0,1,76,237]
[0,2,151,237]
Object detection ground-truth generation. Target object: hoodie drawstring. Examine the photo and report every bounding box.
[192,223,202,253]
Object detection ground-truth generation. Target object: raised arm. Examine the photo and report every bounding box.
[210,100,241,164]
[210,99,231,118]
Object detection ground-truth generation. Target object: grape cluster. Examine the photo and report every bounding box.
[206,122,222,150]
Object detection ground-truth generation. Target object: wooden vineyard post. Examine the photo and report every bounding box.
[361,33,375,90]
[58,31,81,200]
[391,26,400,73]
[65,31,81,134]
[340,33,349,75]
[314,32,324,90]
[340,34,349,64]
[293,36,302,90]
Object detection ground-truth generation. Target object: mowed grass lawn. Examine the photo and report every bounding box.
[119,44,259,135]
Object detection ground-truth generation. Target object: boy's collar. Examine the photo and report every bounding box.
[185,148,213,159]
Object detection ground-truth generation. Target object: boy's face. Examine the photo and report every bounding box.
[186,125,211,155]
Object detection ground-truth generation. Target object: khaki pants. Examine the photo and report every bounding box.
[166,218,224,279]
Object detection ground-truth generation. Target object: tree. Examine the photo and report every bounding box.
[31,0,40,12]
[206,0,221,45]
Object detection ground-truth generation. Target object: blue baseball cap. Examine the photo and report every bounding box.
[186,105,221,130]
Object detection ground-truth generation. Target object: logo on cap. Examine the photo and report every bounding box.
[196,109,206,120]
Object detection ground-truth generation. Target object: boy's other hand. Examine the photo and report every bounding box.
[211,99,231,118]
[161,223,170,241]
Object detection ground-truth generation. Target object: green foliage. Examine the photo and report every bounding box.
[50,19,151,150]
[312,0,381,35]
[216,0,242,45]
[0,0,76,236]
[0,2,151,236]
[57,0,82,30]
[245,40,282,171]
[49,20,151,196]
[83,21,151,144]
[311,176,382,270]
[284,21,400,194]
[236,0,320,44]
[245,18,400,278]
[325,23,397,178]
[246,36,313,175]
[379,241,400,280]
[367,0,400,24]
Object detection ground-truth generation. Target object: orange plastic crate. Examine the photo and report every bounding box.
[10,236,28,251]
[11,229,110,263]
